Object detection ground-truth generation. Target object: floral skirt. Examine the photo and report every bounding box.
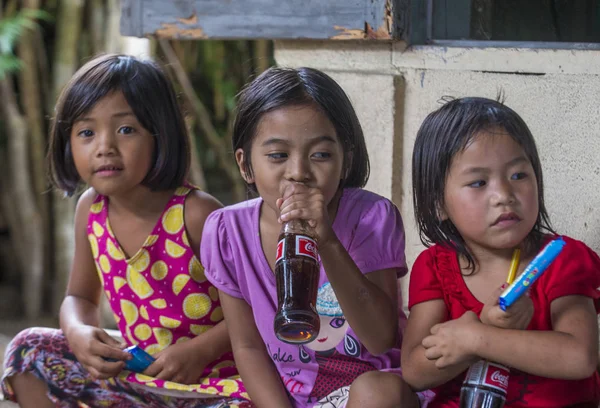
[1,328,252,408]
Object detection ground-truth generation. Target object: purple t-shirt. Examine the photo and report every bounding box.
[201,188,408,408]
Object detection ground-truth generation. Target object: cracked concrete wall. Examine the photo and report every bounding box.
[274,41,600,311]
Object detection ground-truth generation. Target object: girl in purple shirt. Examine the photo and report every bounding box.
[201,67,432,408]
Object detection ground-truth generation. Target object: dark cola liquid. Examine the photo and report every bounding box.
[274,232,320,344]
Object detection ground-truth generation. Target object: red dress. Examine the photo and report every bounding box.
[409,235,600,407]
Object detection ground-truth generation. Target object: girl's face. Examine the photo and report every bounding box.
[442,130,539,255]
[307,315,348,352]
[236,104,345,218]
[70,91,154,197]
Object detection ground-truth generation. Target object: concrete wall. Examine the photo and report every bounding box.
[274,41,600,311]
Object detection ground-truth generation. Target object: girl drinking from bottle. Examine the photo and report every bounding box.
[1,54,248,408]
[201,67,432,408]
[402,96,600,407]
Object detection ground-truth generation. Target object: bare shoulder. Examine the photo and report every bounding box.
[184,190,223,231]
[184,189,223,257]
[74,187,99,224]
[77,187,98,208]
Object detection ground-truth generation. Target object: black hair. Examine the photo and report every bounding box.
[232,67,369,191]
[48,53,190,195]
[412,96,555,271]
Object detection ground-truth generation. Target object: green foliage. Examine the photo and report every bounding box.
[0,8,52,78]
[160,39,274,203]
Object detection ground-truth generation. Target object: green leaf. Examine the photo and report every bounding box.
[0,8,52,52]
[0,8,53,75]
[222,79,238,112]
[20,8,53,23]
[0,54,22,79]
[0,19,23,53]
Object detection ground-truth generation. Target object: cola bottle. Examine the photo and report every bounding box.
[460,360,510,408]
[273,219,320,344]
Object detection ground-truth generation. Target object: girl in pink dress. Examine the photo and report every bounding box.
[1,54,249,408]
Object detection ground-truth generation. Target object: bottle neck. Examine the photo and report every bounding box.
[282,219,315,237]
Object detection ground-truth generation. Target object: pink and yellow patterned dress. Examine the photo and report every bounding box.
[1,185,249,407]
[88,184,247,400]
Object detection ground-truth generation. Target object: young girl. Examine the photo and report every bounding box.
[1,54,249,407]
[403,96,600,407]
[200,67,432,408]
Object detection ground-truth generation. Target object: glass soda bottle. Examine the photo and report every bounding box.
[460,359,510,408]
[273,218,320,344]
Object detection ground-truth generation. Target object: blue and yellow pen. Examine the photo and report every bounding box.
[506,248,521,285]
[499,237,566,311]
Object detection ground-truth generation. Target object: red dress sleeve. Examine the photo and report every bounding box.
[408,247,445,310]
[541,235,600,312]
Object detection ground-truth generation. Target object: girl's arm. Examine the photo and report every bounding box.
[59,189,103,329]
[319,239,400,355]
[424,295,598,380]
[220,292,293,408]
[59,189,131,378]
[401,299,475,391]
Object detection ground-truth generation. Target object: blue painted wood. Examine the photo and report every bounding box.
[120,0,403,40]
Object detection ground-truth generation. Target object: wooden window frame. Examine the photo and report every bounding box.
[120,0,409,41]
[409,0,600,50]
[120,0,600,49]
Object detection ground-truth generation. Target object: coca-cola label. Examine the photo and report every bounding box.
[464,360,509,394]
[295,235,318,261]
[276,238,285,263]
[485,363,510,392]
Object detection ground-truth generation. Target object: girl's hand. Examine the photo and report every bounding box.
[421,311,481,369]
[143,340,209,384]
[481,284,534,330]
[66,324,131,379]
[277,183,336,246]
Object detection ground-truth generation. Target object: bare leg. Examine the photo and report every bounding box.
[346,371,420,408]
[8,373,54,408]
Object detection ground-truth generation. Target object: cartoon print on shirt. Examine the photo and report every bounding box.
[301,282,376,407]
[267,343,296,364]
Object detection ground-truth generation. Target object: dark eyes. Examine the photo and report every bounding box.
[330,317,346,328]
[266,152,332,160]
[468,180,486,188]
[76,126,135,137]
[266,153,288,160]
[468,173,527,188]
[118,126,135,134]
[77,129,94,138]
